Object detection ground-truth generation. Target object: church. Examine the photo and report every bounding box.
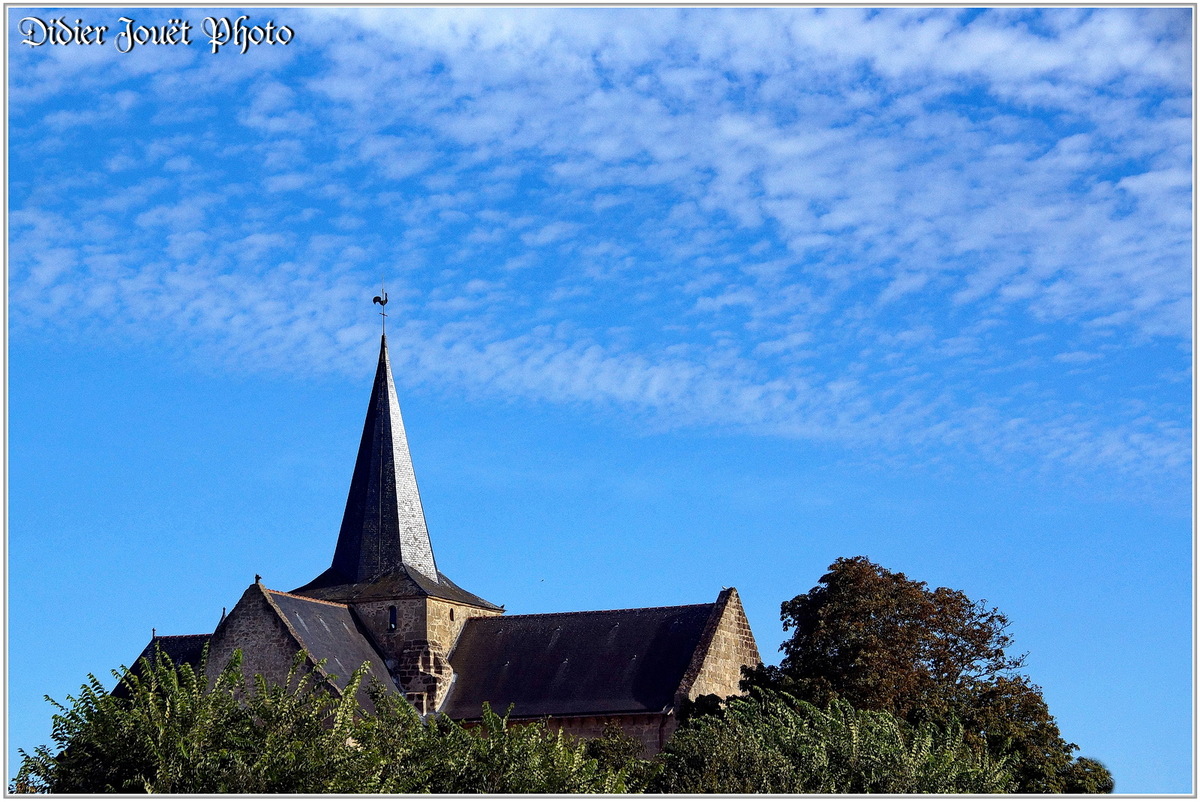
[137,330,761,753]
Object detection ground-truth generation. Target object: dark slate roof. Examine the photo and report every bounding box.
[136,633,211,668]
[267,590,399,702]
[330,333,439,584]
[114,634,211,697]
[441,603,717,720]
[291,565,501,611]
[293,334,501,614]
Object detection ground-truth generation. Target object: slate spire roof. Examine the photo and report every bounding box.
[292,333,499,609]
[332,333,438,584]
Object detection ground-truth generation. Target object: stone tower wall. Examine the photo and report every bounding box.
[423,598,502,711]
[425,597,503,648]
[350,596,502,712]
[351,597,428,663]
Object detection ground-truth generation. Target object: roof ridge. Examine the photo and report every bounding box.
[152,633,211,640]
[267,588,351,608]
[492,602,714,620]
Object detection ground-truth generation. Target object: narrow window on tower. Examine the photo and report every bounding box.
[388,605,397,632]
[450,608,455,622]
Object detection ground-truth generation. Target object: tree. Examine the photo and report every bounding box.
[583,721,661,790]
[14,646,250,793]
[1062,757,1116,794]
[355,695,635,793]
[771,555,1023,719]
[652,688,1014,793]
[748,556,1113,793]
[13,647,369,794]
[13,649,638,794]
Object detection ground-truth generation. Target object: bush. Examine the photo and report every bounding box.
[652,689,1015,794]
[12,649,635,794]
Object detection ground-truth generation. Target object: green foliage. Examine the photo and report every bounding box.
[13,650,635,794]
[757,556,1114,794]
[429,704,631,793]
[653,689,1014,793]
[1062,757,1116,794]
[583,721,661,791]
[584,720,644,769]
[353,696,634,793]
[14,646,249,793]
[12,647,373,794]
[955,673,1088,793]
[229,655,371,793]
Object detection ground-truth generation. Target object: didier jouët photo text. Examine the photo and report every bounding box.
[18,15,293,54]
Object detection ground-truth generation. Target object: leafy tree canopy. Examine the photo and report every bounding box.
[12,648,642,794]
[654,688,1015,794]
[744,556,1113,793]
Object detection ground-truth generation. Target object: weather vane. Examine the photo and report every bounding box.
[372,281,388,333]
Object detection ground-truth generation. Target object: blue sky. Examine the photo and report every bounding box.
[7,6,1193,793]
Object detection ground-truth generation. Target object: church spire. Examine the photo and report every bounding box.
[330,334,439,584]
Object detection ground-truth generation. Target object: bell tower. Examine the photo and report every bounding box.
[291,331,502,712]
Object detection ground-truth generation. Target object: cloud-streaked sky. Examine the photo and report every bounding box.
[8,6,1192,794]
[10,7,1191,486]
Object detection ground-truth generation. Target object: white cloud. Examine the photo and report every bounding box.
[1054,350,1103,364]
[264,172,311,192]
[521,222,580,247]
[7,7,1190,489]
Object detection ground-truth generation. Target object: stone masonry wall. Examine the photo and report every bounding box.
[351,596,502,711]
[352,597,427,665]
[498,712,674,757]
[392,639,449,714]
[206,583,310,690]
[423,598,502,711]
[677,588,761,702]
[425,598,503,650]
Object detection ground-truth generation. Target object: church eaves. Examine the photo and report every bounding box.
[329,334,439,585]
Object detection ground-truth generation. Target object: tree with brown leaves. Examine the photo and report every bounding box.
[745,556,1112,793]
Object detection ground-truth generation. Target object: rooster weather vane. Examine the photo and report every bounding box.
[373,288,388,333]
